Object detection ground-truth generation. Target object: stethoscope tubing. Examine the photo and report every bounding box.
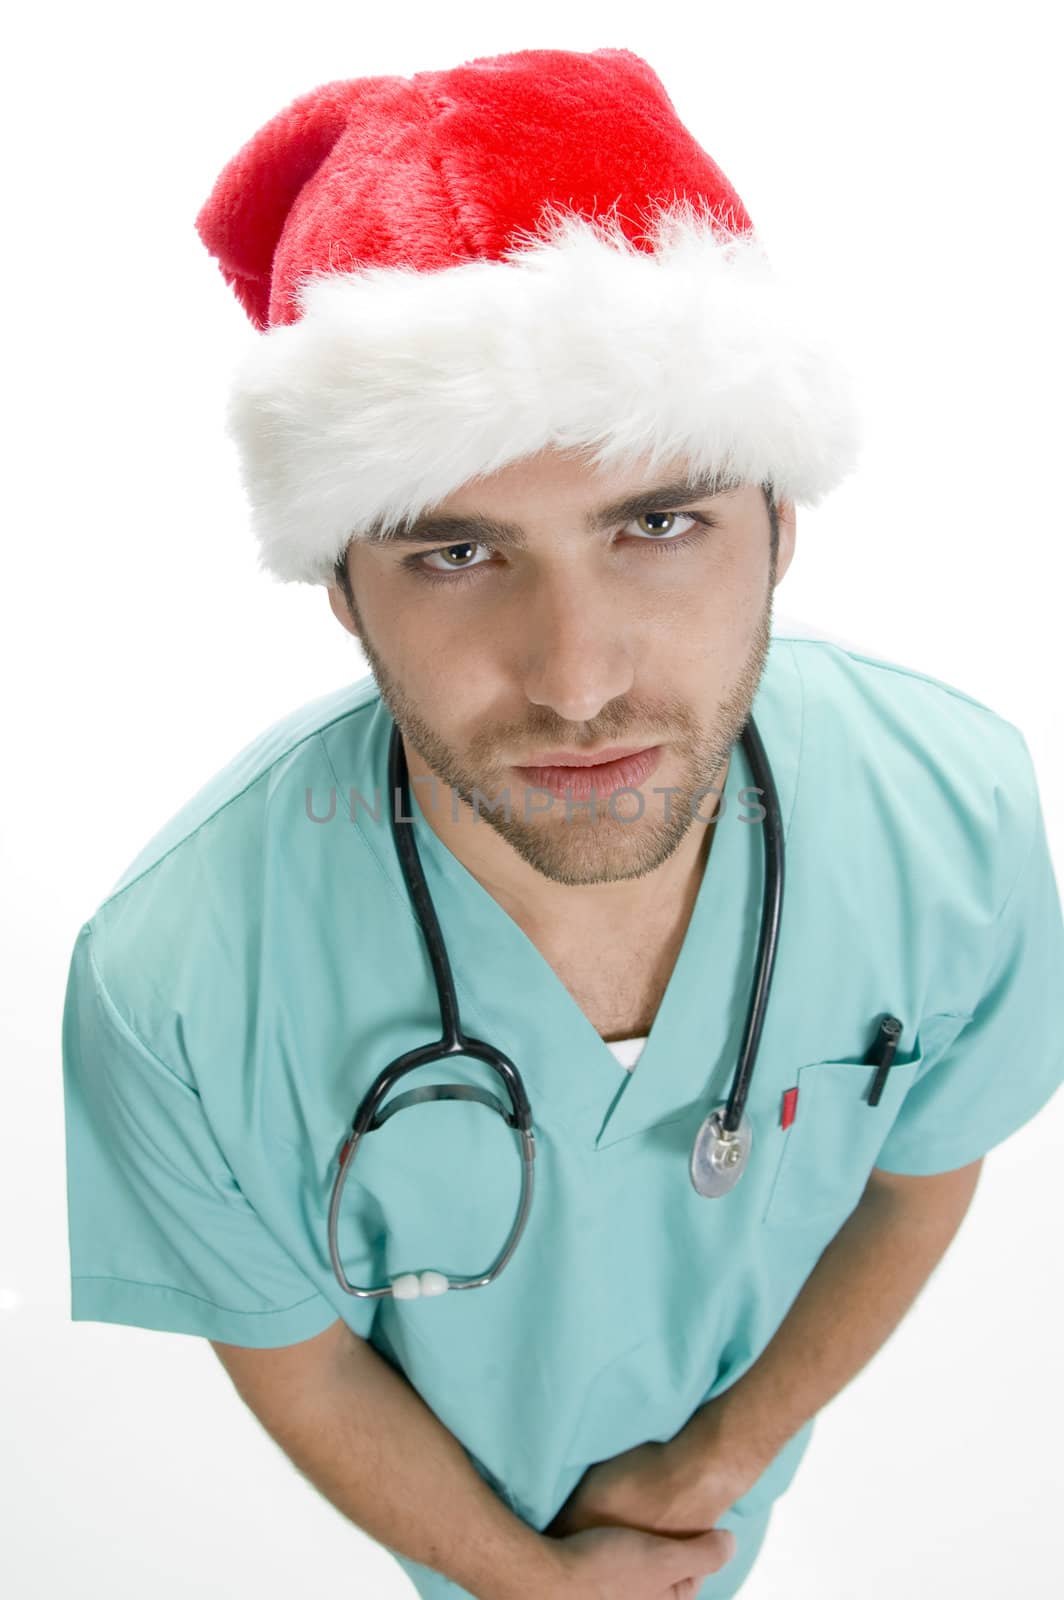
[720,714,784,1135]
[328,715,780,1295]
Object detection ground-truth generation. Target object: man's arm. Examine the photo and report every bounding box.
[210,1317,568,1600]
[668,1159,984,1490]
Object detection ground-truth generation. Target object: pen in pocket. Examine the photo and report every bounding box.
[866,1015,902,1106]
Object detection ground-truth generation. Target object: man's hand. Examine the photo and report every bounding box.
[543,1432,750,1545]
[550,1524,738,1598]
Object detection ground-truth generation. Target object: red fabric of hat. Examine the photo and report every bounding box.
[197,46,861,586]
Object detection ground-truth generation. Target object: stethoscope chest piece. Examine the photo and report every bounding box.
[689,1106,753,1197]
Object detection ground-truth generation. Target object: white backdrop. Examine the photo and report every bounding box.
[3,2,1061,1596]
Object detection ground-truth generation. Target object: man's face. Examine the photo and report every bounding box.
[328,446,795,888]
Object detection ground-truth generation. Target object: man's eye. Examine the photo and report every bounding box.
[403,510,713,584]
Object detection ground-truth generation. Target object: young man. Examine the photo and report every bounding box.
[61,47,1064,1600]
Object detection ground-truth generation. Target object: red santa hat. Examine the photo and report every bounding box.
[196,45,862,587]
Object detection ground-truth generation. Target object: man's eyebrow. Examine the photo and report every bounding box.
[366,470,743,548]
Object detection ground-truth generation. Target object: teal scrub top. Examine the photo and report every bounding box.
[61,629,1064,1600]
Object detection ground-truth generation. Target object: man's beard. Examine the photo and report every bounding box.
[345,573,775,888]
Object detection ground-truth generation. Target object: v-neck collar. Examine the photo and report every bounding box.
[348,637,804,1150]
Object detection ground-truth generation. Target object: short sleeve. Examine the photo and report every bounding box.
[875,737,1064,1176]
[61,921,350,1347]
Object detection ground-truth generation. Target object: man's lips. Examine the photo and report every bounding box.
[511,746,664,800]
[515,744,654,767]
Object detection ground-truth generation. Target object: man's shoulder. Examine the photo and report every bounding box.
[768,616,1038,902]
[770,613,1027,760]
[81,674,384,983]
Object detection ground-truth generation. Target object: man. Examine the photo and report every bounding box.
[61,47,1064,1600]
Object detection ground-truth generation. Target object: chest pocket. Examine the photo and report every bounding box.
[760,1016,967,1228]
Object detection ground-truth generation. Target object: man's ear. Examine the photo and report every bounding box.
[327,579,361,637]
[773,498,797,585]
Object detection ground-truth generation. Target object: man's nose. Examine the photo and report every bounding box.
[517,574,635,724]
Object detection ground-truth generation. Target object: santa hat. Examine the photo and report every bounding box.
[196,46,861,587]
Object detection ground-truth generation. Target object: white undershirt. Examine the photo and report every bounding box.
[603,1036,648,1071]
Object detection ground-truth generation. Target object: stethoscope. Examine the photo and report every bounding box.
[328,713,783,1301]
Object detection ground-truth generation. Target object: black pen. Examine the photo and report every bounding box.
[866,1015,902,1106]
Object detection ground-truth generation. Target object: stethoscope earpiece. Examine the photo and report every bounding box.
[390,1271,451,1299]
